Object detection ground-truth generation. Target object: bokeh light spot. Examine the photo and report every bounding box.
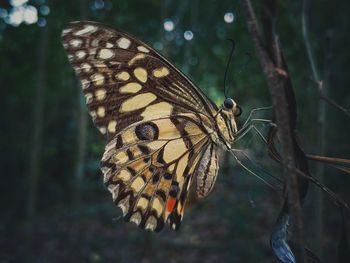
[163,19,174,32]
[184,30,193,41]
[0,8,8,19]
[153,41,163,51]
[39,5,50,16]
[224,12,235,23]
[37,17,46,27]
[94,0,105,10]
[23,5,38,24]
[7,6,25,26]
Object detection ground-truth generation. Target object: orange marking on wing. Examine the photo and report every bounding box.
[166,197,176,212]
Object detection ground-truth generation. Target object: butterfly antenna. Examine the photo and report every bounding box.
[224,39,236,98]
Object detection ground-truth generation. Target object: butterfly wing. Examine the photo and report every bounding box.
[62,21,218,231]
[101,115,210,231]
[62,21,218,138]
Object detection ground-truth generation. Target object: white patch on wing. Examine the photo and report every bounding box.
[74,25,97,36]
[117,37,131,49]
[98,49,114,59]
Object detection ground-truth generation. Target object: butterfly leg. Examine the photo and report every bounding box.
[230,148,283,185]
[234,122,273,143]
[229,149,278,191]
[240,106,273,130]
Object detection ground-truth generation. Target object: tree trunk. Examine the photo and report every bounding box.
[241,0,308,261]
[26,9,51,262]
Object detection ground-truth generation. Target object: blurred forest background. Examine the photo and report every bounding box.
[1,0,350,262]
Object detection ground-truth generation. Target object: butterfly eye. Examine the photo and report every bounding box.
[234,105,242,117]
[223,98,235,109]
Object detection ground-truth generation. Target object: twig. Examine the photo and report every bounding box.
[295,169,350,211]
[306,154,350,166]
[302,0,350,120]
[318,86,350,119]
[302,0,320,81]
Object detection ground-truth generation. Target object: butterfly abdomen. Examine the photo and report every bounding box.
[195,143,219,198]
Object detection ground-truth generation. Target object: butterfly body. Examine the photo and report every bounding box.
[62,21,240,231]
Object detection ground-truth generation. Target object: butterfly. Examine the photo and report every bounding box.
[62,21,241,232]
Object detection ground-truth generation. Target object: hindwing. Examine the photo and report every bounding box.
[101,114,210,231]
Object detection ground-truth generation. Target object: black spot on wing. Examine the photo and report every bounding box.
[156,189,166,201]
[135,122,159,140]
[138,144,150,154]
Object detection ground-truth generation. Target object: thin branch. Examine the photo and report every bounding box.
[318,86,350,118]
[295,169,350,211]
[302,0,320,81]
[306,154,350,166]
[302,0,350,119]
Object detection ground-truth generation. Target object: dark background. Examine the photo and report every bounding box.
[1,0,349,262]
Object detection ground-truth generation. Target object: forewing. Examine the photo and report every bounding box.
[61,21,218,140]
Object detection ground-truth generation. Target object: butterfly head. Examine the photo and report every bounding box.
[214,98,241,150]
